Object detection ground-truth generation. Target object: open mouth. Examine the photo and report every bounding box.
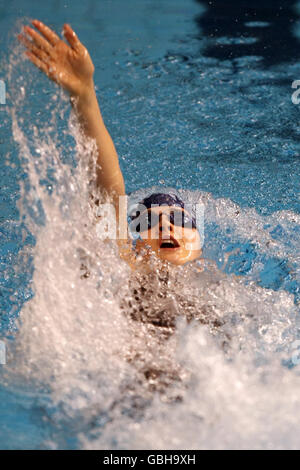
[160,236,180,249]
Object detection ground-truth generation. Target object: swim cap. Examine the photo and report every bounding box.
[129,192,198,230]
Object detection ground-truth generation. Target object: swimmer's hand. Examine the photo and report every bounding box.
[18,20,94,98]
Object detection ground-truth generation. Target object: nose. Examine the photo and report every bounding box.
[159,213,174,237]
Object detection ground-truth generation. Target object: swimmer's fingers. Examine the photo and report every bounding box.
[63,24,83,52]
[31,20,60,47]
[23,25,53,55]
[24,50,52,77]
[18,33,50,63]
[20,39,59,82]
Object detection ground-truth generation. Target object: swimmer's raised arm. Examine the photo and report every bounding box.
[18,20,125,204]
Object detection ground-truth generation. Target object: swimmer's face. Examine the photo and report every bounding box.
[135,206,202,265]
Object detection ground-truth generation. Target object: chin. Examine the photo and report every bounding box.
[136,239,202,265]
[158,249,202,265]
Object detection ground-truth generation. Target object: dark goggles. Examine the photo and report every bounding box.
[130,208,197,233]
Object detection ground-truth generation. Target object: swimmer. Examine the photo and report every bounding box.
[18,21,202,267]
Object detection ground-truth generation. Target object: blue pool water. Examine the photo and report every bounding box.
[0,0,300,450]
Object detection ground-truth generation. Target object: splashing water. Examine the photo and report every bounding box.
[1,29,300,451]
